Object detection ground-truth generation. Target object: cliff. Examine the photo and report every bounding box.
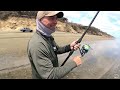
[0,11,114,38]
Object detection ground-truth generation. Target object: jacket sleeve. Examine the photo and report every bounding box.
[51,37,71,54]
[56,44,71,54]
[30,42,77,79]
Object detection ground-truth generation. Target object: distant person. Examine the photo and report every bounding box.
[27,11,82,79]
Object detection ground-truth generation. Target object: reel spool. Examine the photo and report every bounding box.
[79,44,91,57]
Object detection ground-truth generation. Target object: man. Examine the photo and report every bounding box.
[27,11,82,79]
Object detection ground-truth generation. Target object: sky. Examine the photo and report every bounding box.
[62,11,120,38]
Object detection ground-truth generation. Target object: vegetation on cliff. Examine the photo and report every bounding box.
[0,11,113,38]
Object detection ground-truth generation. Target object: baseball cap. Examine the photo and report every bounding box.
[36,11,64,20]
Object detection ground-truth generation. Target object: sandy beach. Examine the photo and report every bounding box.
[0,31,114,79]
[0,12,117,79]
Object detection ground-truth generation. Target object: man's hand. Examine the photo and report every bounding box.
[72,56,82,66]
[70,39,80,51]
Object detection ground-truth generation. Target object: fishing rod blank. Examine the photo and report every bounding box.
[61,11,100,66]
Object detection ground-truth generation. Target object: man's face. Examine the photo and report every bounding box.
[41,15,57,30]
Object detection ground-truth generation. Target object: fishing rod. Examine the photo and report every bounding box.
[61,11,100,66]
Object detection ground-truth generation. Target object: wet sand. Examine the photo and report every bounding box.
[62,39,120,79]
[0,31,114,79]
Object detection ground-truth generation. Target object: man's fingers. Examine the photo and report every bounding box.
[73,44,80,50]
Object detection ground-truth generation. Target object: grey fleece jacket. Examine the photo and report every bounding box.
[27,31,77,79]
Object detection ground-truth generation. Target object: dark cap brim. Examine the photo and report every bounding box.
[56,12,64,18]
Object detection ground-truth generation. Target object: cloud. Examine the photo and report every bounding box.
[62,11,120,38]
